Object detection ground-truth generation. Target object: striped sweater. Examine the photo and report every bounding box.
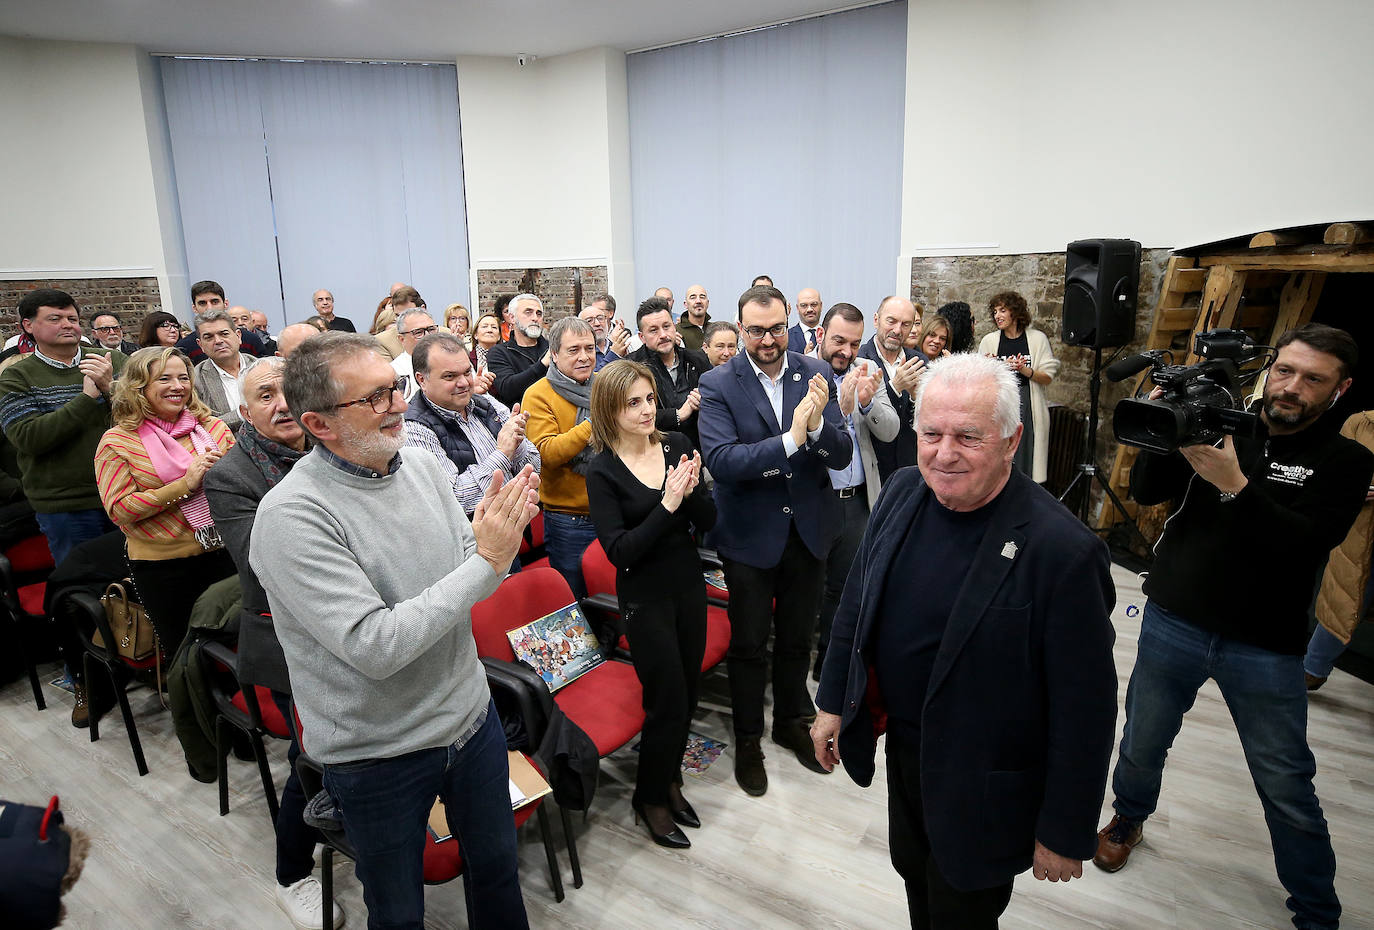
[95,415,235,560]
[0,348,126,513]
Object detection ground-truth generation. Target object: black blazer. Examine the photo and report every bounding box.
[697,350,852,567]
[203,441,293,694]
[858,336,924,481]
[816,466,1117,890]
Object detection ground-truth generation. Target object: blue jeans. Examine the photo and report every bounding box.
[542,510,596,601]
[270,692,320,887]
[1113,602,1339,930]
[322,702,527,930]
[34,508,115,567]
[1303,626,1348,680]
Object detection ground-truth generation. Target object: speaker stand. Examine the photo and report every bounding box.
[1058,345,1151,551]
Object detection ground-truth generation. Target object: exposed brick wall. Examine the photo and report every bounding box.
[474,266,609,324]
[911,249,1170,518]
[0,277,163,343]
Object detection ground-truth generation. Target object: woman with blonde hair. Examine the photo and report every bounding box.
[444,303,473,350]
[96,346,237,658]
[585,359,715,849]
[915,313,953,360]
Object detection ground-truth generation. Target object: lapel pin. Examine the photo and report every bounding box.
[792,372,801,381]
[1000,541,1018,560]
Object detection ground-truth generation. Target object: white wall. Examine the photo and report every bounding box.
[0,37,186,316]
[456,48,635,302]
[901,0,1374,265]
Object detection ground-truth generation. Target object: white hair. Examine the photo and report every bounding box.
[510,293,543,313]
[394,308,434,334]
[237,355,282,407]
[912,352,1021,438]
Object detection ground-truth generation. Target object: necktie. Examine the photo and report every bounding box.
[806,328,816,352]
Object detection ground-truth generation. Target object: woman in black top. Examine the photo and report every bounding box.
[586,360,716,849]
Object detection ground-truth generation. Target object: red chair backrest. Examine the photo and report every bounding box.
[6,535,55,574]
[470,566,576,663]
[580,539,616,599]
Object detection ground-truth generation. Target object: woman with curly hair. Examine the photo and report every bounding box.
[977,291,1058,482]
[95,346,237,657]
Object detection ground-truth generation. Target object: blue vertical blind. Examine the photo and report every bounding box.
[160,58,470,331]
[627,1,907,326]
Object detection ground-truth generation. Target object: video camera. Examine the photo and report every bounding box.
[1109,329,1273,454]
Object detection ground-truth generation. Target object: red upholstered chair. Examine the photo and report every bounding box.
[200,639,291,823]
[0,534,56,709]
[53,588,162,776]
[578,540,730,674]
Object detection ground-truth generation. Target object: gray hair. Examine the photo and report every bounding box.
[703,320,738,342]
[282,332,385,424]
[394,308,434,335]
[912,352,1021,439]
[194,307,234,331]
[510,293,543,313]
[237,355,284,407]
[413,331,468,376]
[548,316,593,354]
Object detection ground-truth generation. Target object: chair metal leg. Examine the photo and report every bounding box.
[534,804,565,902]
[216,715,230,816]
[83,653,100,744]
[19,631,44,710]
[321,845,334,930]
[250,731,279,825]
[114,669,149,777]
[559,803,582,888]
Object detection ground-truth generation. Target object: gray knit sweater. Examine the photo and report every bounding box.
[249,449,501,764]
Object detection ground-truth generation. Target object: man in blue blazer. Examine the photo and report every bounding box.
[787,287,824,358]
[698,285,852,796]
[810,353,1116,928]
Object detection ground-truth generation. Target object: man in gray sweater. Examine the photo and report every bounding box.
[250,333,539,930]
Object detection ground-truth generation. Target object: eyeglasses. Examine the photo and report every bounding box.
[333,377,408,414]
[400,324,439,338]
[93,325,122,333]
[157,321,181,330]
[742,323,788,340]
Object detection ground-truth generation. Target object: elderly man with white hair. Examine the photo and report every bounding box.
[811,352,1117,930]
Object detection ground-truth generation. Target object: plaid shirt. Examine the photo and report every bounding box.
[401,395,539,515]
[316,443,401,479]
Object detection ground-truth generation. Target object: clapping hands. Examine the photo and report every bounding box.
[662,451,702,513]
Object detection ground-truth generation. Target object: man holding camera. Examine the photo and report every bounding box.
[1096,323,1373,930]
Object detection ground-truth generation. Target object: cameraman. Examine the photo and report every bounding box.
[1095,323,1373,930]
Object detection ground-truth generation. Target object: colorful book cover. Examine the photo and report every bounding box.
[506,603,605,692]
[703,568,727,591]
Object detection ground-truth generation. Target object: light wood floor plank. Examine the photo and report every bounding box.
[3,564,1372,928]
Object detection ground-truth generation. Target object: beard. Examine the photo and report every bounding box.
[522,324,543,340]
[337,414,404,463]
[1262,387,1331,428]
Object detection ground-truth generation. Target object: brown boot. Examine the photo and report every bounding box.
[71,683,90,729]
[1093,814,1143,872]
[734,737,768,796]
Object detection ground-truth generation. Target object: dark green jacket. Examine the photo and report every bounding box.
[167,574,241,783]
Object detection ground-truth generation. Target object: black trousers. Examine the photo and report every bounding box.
[721,523,824,738]
[127,548,238,658]
[886,723,1013,930]
[817,491,869,668]
[622,581,707,806]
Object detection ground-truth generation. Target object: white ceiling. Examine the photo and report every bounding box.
[0,0,874,61]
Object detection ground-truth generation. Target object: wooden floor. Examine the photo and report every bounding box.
[4,564,1374,929]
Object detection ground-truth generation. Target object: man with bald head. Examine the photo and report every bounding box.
[313,289,355,332]
[249,310,278,355]
[676,284,712,352]
[788,288,824,357]
[654,287,675,314]
[860,295,928,481]
[276,323,320,358]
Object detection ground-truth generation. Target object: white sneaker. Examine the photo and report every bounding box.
[276,876,345,930]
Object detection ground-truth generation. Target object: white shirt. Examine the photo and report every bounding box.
[210,357,241,401]
[391,353,419,401]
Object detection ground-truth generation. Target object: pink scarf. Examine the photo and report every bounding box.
[136,410,222,550]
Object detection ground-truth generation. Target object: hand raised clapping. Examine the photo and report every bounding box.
[661,451,702,513]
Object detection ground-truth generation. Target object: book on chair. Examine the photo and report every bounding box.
[505,602,604,692]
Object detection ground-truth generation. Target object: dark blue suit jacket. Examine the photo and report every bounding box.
[817,467,1117,890]
[858,336,923,480]
[787,322,819,355]
[698,350,852,568]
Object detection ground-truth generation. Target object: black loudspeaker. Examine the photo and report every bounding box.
[1062,238,1141,348]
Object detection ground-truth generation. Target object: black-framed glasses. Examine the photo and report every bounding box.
[157,321,181,330]
[400,324,439,338]
[93,324,122,333]
[742,323,788,340]
[333,377,408,414]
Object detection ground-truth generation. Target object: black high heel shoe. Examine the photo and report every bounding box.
[632,800,691,849]
[669,796,700,829]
